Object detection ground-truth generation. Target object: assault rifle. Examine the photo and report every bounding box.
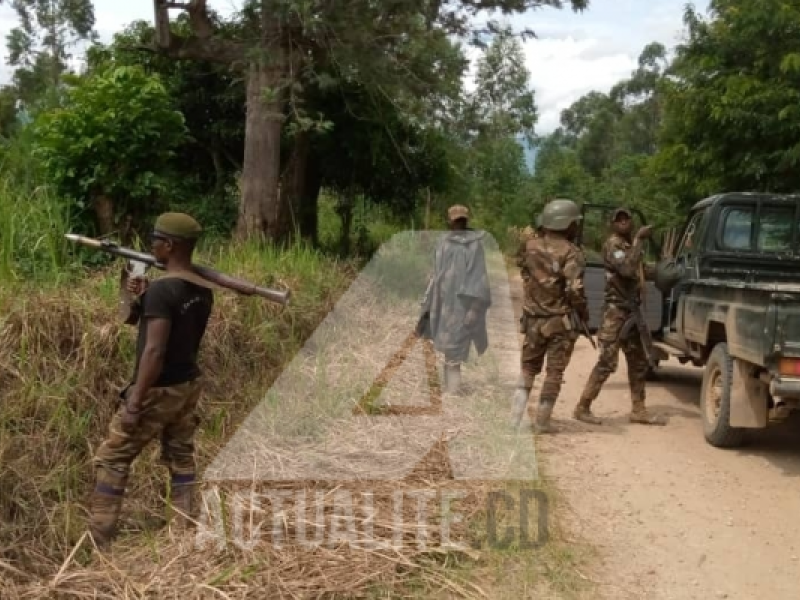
[65,234,291,324]
[618,300,658,367]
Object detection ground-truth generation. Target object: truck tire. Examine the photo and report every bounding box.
[700,342,746,448]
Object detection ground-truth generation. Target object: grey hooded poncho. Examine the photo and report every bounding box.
[418,229,492,364]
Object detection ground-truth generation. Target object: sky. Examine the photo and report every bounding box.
[0,0,711,134]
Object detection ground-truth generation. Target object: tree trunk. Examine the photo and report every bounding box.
[92,195,115,235]
[280,130,321,243]
[235,58,286,242]
[337,192,353,256]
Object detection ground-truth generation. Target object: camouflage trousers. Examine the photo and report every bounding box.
[580,305,648,405]
[89,378,204,545]
[520,313,577,404]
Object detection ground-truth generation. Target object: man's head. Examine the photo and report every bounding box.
[447,204,469,230]
[611,207,633,237]
[150,212,202,263]
[540,198,582,240]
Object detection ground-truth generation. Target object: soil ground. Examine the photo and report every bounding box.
[508,270,800,600]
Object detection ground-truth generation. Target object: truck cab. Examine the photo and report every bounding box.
[580,193,800,448]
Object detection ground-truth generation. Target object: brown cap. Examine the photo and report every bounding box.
[612,207,632,221]
[447,204,469,221]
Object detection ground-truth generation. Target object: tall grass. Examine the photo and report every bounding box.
[0,170,74,285]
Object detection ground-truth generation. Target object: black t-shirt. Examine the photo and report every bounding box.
[132,276,214,387]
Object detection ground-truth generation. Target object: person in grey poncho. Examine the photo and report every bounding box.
[418,204,492,394]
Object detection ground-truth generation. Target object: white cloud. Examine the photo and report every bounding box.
[523,36,637,133]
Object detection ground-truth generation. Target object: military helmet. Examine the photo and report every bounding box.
[540,198,582,231]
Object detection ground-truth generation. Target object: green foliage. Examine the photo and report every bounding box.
[528,39,677,229]
[31,65,189,231]
[653,0,800,207]
[469,25,537,142]
[3,0,97,108]
[0,131,74,282]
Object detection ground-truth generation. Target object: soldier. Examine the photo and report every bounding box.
[87,212,216,550]
[573,207,666,426]
[516,214,542,333]
[421,204,491,394]
[510,199,588,433]
[515,214,543,282]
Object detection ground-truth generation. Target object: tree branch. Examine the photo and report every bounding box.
[149,0,246,65]
[134,34,247,65]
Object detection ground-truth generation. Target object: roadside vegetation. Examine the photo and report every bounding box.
[1,0,797,596]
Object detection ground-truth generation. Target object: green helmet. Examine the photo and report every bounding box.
[540,198,582,231]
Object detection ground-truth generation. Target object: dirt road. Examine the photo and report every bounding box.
[509,272,800,600]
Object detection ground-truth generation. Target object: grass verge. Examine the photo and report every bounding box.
[0,229,594,599]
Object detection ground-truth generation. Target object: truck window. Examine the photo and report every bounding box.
[757,205,796,252]
[720,207,753,250]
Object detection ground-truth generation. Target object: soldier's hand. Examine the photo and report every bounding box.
[126,276,148,296]
[120,405,140,433]
[635,225,654,240]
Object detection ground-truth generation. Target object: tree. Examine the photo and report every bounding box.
[87,18,246,211]
[32,66,188,236]
[654,0,800,206]
[140,0,589,243]
[469,24,537,142]
[610,41,668,157]
[558,90,621,177]
[2,0,97,106]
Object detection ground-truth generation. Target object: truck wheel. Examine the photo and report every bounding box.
[700,342,746,448]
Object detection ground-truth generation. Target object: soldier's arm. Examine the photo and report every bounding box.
[604,237,645,279]
[515,239,527,269]
[563,247,588,317]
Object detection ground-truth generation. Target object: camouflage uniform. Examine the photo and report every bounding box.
[574,209,665,425]
[516,215,542,333]
[90,381,204,539]
[511,200,588,433]
[88,212,215,549]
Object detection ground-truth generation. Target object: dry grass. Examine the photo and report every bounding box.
[0,239,592,599]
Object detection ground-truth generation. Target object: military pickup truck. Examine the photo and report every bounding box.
[579,193,800,448]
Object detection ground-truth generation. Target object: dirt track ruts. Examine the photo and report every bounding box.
[509,270,800,600]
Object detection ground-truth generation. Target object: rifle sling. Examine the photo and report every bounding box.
[157,269,221,290]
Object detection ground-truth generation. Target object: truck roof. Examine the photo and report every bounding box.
[691,192,800,211]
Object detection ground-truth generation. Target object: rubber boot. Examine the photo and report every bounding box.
[444,363,462,395]
[510,386,531,430]
[573,396,602,425]
[168,473,196,530]
[533,401,555,434]
[630,400,667,425]
[87,468,128,551]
